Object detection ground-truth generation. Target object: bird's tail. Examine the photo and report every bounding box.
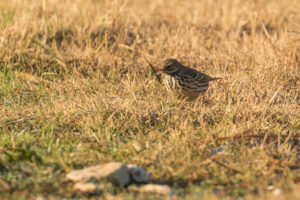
[209,77,222,81]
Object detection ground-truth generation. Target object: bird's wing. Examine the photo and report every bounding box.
[182,67,212,82]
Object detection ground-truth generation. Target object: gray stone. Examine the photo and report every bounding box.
[73,182,97,193]
[66,162,130,186]
[129,184,172,195]
[127,164,151,183]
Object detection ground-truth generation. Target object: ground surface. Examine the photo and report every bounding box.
[0,0,299,199]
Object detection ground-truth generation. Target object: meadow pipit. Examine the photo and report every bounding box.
[157,59,221,101]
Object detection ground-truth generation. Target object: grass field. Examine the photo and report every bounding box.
[0,0,299,199]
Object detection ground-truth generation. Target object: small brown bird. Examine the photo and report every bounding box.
[157,59,221,101]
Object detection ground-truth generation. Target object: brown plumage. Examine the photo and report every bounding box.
[157,59,221,100]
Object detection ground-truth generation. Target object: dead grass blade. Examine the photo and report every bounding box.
[210,157,243,174]
[212,179,262,195]
[0,178,11,191]
[265,155,300,168]
[144,57,161,83]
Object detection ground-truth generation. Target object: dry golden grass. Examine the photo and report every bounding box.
[0,0,299,199]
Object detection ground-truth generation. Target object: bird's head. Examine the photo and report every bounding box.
[158,59,182,75]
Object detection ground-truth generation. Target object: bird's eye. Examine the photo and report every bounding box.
[165,65,172,70]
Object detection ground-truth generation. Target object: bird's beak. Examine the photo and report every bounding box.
[156,68,164,74]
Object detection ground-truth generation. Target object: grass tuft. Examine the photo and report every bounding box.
[0,0,299,199]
